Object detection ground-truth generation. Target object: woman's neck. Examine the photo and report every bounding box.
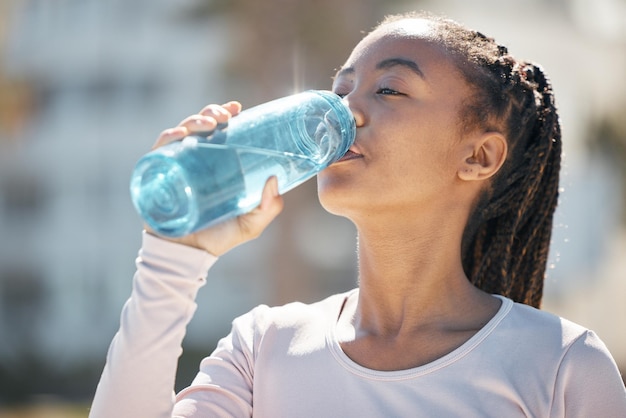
[349,205,496,338]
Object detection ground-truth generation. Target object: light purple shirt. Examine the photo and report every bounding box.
[89,232,626,417]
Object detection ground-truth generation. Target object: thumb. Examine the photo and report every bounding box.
[237,176,284,239]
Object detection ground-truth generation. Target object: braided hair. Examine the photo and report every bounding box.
[378,13,562,308]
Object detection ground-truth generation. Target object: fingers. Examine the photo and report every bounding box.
[152,127,188,149]
[220,101,242,118]
[260,176,283,214]
[152,101,243,150]
[199,101,242,120]
[238,177,284,240]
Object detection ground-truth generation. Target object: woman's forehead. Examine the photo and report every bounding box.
[341,21,445,73]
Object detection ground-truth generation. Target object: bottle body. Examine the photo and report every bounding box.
[130,90,355,237]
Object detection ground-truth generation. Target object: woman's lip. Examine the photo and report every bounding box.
[336,149,363,163]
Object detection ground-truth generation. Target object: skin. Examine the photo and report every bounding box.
[150,18,508,371]
[320,20,506,370]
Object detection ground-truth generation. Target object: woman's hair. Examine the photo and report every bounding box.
[378,12,562,308]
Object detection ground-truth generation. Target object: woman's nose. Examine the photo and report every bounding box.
[341,94,366,128]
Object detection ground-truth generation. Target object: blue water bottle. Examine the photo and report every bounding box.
[130,90,355,237]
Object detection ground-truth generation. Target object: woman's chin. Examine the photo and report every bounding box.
[317,186,357,218]
[316,169,365,217]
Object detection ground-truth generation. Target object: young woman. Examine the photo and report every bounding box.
[89,12,626,417]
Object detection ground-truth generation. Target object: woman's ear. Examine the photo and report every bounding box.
[458,132,507,181]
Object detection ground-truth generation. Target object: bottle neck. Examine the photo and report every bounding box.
[306,90,356,166]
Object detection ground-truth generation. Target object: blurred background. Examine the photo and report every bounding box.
[0,0,625,416]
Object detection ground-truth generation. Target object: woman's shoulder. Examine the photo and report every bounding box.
[496,296,614,361]
[498,298,626,412]
[232,289,357,334]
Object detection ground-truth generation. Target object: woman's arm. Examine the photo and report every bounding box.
[89,101,283,417]
[552,330,626,417]
[89,232,216,418]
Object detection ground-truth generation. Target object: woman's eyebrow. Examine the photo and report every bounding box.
[333,67,355,80]
[376,58,425,79]
[333,58,425,81]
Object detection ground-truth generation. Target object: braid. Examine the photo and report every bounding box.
[460,38,562,308]
[379,13,562,307]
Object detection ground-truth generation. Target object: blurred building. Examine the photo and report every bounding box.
[0,0,376,402]
[0,0,243,401]
[0,0,624,406]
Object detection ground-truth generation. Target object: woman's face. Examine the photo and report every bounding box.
[317,19,477,222]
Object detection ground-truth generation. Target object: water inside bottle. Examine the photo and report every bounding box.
[131,141,321,236]
[195,142,321,215]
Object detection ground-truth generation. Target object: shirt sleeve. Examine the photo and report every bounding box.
[88,232,217,418]
[551,330,626,418]
[172,306,268,418]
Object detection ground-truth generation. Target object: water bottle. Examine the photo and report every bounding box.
[130,90,355,237]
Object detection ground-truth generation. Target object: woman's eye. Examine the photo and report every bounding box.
[377,87,402,96]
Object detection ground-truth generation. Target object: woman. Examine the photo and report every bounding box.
[89,12,626,417]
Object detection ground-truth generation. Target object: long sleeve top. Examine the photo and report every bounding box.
[89,232,626,417]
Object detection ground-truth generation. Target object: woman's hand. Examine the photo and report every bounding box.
[145,101,284,256]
